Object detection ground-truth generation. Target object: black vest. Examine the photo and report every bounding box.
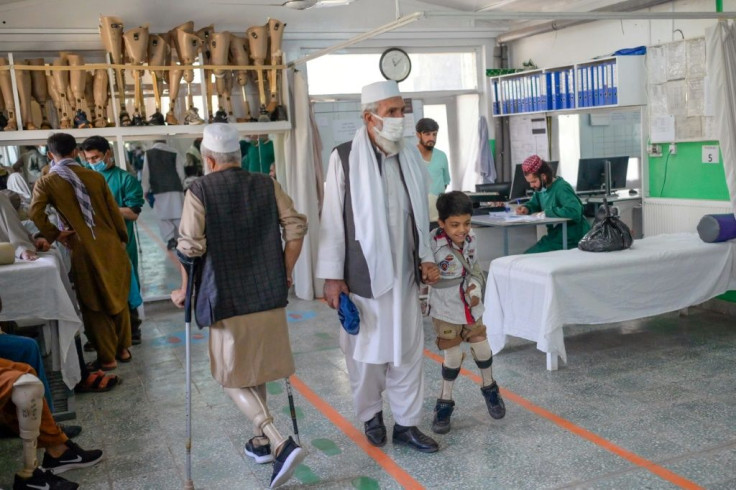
[335,141,420,299]
[146,148,184,194]
[189,168,287,327]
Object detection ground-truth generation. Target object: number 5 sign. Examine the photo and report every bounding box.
[702,145,720,164]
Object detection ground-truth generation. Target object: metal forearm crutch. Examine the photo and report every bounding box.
[181,254,198,490]
[284,377,300,446]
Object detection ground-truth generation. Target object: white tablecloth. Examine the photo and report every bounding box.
[0,254,82,388]
[483,233,736,365]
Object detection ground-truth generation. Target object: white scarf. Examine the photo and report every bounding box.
[349,126,430,297]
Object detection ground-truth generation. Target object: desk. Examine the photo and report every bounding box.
[483,233,736,370]
[471,214,570,256]
[0,254,82,389]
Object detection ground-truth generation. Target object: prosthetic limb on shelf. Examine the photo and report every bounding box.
[123,25,150,126]
[29,58,52,129]
[51,57,73,129]
[0,58,18,130]
[247,24,270,122]
[229,35,253,122]
[17,61,37,130]
[99,15,127,122]
[84,71,96,126]
[176,29,204,125]
[210,31,232,123]
[196,25,215,123]
[66,53,92,128]
[93,69,110,128]
[148,34,169,125]
[266,18,287,121]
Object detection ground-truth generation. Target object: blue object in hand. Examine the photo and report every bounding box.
[338,292,360,335]
[145,191,155,208]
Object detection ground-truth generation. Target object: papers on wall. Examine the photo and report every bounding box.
[510,115,549,166]
[651,115,675,143]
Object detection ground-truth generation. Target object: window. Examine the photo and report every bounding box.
[307,52,477,95]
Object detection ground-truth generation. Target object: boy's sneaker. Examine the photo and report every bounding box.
[431,398,455,434]
[244,436,273,464]
[481,382,506,420]
[269,436,305,489]
[41,441,103,474]
[13,468,79,490]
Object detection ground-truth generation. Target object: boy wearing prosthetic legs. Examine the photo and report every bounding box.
[171,123,307,488]
[428,191,505,434]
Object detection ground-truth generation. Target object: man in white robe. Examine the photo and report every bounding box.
[316,80,441,453]
[141,140,186,250]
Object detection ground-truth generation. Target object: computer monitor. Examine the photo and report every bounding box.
[575,156,629,193]
[508,160,559,200]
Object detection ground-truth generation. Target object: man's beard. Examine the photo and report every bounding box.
[420,141,435,152]
[373,130,405,156]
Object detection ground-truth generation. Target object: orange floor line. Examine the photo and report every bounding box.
[289,375,425,490]
[423,349,703,490]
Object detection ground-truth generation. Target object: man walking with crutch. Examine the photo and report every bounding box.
[170,123,308,489]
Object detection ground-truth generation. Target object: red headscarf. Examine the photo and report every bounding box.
[522,155,543,174]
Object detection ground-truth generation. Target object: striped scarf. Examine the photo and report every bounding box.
[49,158,96,238]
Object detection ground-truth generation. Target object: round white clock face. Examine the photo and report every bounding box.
[379,48,411,82]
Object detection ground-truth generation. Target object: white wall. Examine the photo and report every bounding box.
[508,0,736,68]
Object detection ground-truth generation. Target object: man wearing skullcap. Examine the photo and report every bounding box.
[516,154,590,253]
[171,123,308,488]
[317,81,441,453]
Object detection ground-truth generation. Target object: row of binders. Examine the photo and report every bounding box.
[491,60,619,115]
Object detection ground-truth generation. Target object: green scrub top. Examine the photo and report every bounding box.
[424,148,451,196]
[521,177,591,253]
[245,140,275,174]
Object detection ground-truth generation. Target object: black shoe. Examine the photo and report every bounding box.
[59,424,82,439]
[167,238,178,250]
[13,468,79,490]
[269,436,305,488]
[431,399,455,435]
[244,436,273,464]
[41,441,103,474]
[364,411,386,447]
[392,425,439,453]
[481,382,506,420]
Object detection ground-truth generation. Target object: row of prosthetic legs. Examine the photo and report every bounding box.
[98,15,287,127]
[0,55,111,131]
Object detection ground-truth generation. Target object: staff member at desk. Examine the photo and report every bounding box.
[516,155,590,253]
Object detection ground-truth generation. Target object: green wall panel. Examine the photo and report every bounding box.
[647,141,730,200]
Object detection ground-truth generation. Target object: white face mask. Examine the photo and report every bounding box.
[371,113,405,142]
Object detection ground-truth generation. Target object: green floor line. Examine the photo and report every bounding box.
[295,464,320,484]
[352,476,381,490]
[312,438,341,456]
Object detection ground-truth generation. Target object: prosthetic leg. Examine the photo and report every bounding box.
[176,28,204,125]
[0,58,18,130]
[166,23,194,126]
[229,35,253,122]
[147,34,169,125]
[246,25,271,122]
[123,26,150,126]
[51,57,73,129]
[93,69,110,128]
[210,31,232,123]
[266,19,287,121]
[17,60,37,129]
[84,71,96,126]
[99,15,127,123]
[470,340,506,420]
[196,25,215,122]
[29,58,53,129]
[66,54,92,128]
[12,373,45,479]
[432,345,462,434]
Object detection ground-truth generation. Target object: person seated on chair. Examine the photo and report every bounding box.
[516,154,590,253]
[0,297,104,490]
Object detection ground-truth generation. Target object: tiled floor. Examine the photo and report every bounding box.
[2,210,735,489]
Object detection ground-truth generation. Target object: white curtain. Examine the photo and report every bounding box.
[706,20,736,216]
[282,69,324,300]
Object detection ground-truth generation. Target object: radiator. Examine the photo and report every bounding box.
[643,198,733,237]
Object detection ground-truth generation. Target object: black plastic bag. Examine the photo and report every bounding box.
[578,199,633,252]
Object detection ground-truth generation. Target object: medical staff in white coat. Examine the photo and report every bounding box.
[316,80,441,453]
